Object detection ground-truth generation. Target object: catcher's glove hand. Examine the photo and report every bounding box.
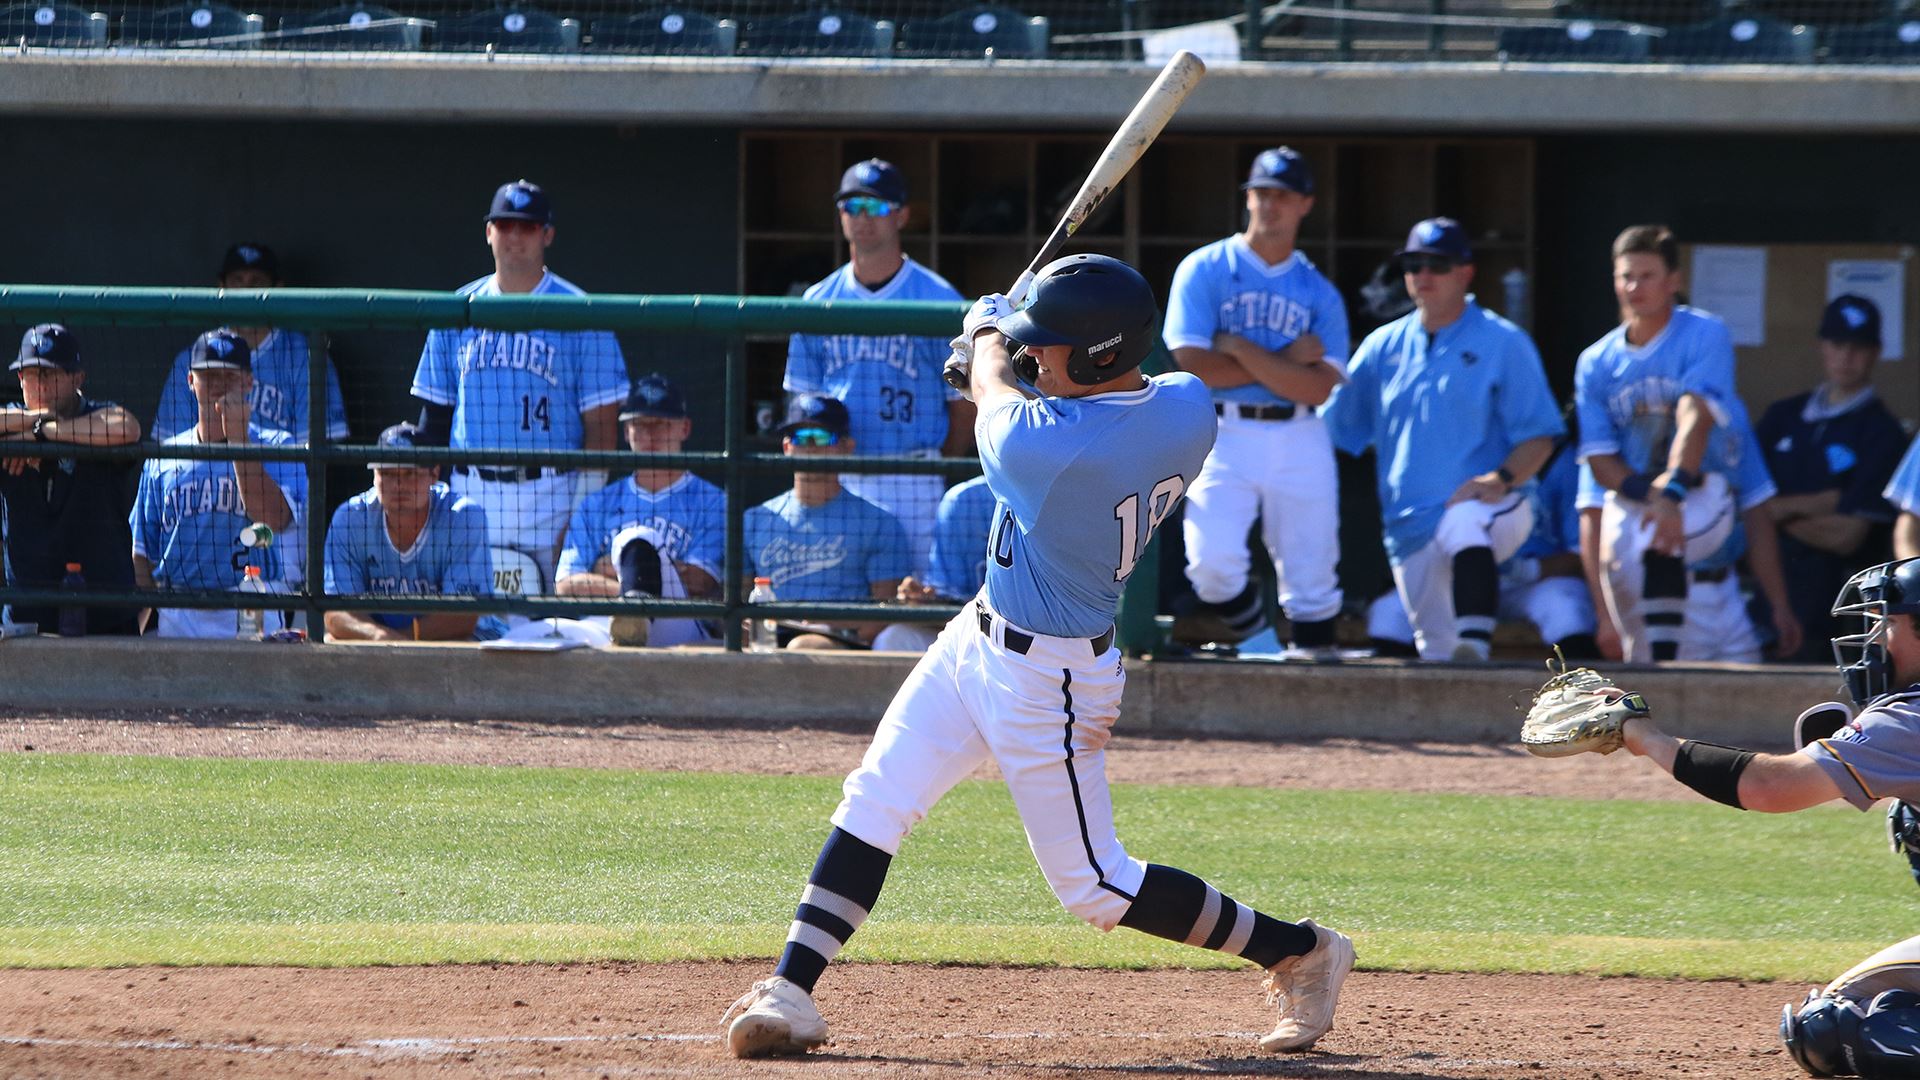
[1519,648,1649,758]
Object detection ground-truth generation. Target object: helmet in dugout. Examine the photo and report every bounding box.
[1832,558,1920,707]
[996,254,1158,388]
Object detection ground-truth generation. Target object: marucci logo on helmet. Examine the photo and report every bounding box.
[1089,333,1123,354]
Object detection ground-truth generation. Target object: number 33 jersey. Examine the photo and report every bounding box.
[411,270,631,452]
[979,371,1216,639]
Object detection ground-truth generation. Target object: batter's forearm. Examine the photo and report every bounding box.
[970,334,1030,404]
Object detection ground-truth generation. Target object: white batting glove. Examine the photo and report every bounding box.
[942,346,974,398]
[945,293,1013,398]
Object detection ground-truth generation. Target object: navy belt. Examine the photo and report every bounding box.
[1693,567,1730,584]
[1215,401,1304,421]
[459,464,573,483]
[977,605,1114,658]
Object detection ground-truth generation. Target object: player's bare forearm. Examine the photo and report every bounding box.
[1586,453,1631,493]
[1578,508,1613,619]
[678,563,720,598]
[132,554,155,590]
[43,406,141,446]
[1502,437,1554,486]
[942,399,978,457]
[1768,489,1841,522]
[324,610,405,641]
[556,572,620,598]
[969,335,1032,405]
[1784,513,1871,557]
[1741,505,1793,611]
[231,461,293,531]
[1664,394,1715,477]
[1171,346,1253,389]
[1216,335,1340,406]
[1538,551,1585,580]
[1898,514,1920,560]
[581,403,620,451]
[414,612,479,641]
[0,409,41,437]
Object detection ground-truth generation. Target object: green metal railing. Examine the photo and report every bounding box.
[0,285,1047,649]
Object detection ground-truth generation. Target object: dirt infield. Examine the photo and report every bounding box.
[0,708,1805,1078]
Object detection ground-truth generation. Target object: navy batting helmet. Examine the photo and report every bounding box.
[995,254,1157,388]
[1832,558,1920,706]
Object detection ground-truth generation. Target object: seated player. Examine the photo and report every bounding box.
[742,393,909,650]
[322,422,493,641]
[875,473,996,653]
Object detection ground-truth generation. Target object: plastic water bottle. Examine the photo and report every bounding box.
[236,565,268,640]
[746,576,779,653]
[58,562,86,637]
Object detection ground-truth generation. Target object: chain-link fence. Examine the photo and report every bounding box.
[2,0,1910,64]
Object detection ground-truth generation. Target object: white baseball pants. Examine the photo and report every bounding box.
[1390,494,1534,660]
[1182,412,1342,624]
[1597,473,1735,663]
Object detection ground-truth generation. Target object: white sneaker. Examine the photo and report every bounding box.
[1259,919,1355,1052]
[721,976,828,1058]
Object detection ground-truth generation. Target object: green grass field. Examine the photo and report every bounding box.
[0,752,1909,981]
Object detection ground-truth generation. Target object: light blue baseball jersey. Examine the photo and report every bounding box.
[1885,439,1920,515]
[979,372,1216,638]
[785,255,964,457]
[925,474,996,601]
[412,271,630,450]
[153,329,349,442]
[1322,299,1564,561]
[1162,238,1350,407]
[743,489,911,601]
[1574,306,1738,473]
[324,483,493,629]
[1513,447,1580,562]
[557,472,726,581]
[130,426,307,591]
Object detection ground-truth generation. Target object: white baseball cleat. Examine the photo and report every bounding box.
[1259,919,1355,1052]
[720,976,828,1058]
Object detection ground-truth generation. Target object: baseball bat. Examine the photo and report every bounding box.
[1006,49,1208,304]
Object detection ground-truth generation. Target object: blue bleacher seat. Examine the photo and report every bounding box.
[1498,20,1652,58]
[1824,15,1920,57]
[743,10,893,56]
[278,3,421,48]
[127,2,265,46]
[591,7,735,54]
[1654,13,1816,58]
[435,5,578,51]
[0,1,106,45]
[899,4,1048,57]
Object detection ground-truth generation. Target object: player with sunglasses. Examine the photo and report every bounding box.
[1323,217,1564,661]
[784,159,969,581]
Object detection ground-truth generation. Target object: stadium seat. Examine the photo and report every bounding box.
[591,7,736,54]
[1497,20,1652,58]
[898,5,1049,57]
[742,10,893,56]
[125,3,265,46]
[1824,15,1920,58]
[278,3,422,48]
[1654,12,1816,58]
[0,1,106,45]
[435,5,579,52]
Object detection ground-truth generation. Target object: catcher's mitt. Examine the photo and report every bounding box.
[1519,649,1649,758]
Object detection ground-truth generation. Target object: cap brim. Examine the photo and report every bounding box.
[778,422,849,438]
[619,408,688,421]
[188,360,249,371]
[1241,178,1310,193]
[485,212,548,223]
[1394,246,1472,262]
[8,358,68,372]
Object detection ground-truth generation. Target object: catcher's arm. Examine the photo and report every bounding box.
[1620,719,1843,814]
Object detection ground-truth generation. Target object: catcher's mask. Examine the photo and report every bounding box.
[997,254,1158,388]
[1832,558,1920,706]
[1781,990,1865,1078]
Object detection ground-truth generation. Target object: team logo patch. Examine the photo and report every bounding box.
[25,331,47,356]
[207,336,235,358]
[1842,303,1869,328]
[1416,221,1445,245]
[507,187,532,209]
[236,245,262,264]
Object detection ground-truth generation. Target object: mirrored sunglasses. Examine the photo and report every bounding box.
[789,426,842,448]
[1401,254,1458,275]
[837,196,898,218]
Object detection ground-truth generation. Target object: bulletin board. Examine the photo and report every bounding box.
[1681,242,1920,430]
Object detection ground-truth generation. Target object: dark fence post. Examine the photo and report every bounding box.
[305,330,329,642]
[722,334,745,652]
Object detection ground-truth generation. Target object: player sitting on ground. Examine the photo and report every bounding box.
[1531,557,1920,1077]
[322,422,493,642]
[721,254,1355,1060]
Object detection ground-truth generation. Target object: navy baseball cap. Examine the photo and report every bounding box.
[220,242,279,280]
[11,323,80,373]
[369,422,426,469]
[1821,294,1883,348]
[619,373,689,421]
[485,179,553,225]
[779,393,851,438]
[835,159,908,205]
[1396,217,1473,264]
[1242,147,1315,196]
[188,329,252,372]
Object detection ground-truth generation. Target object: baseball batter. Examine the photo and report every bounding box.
[722,254,1355,1058]
[1322,218,1563,661]
[1542,557,1920,1077]
[1164,146,1350,656]
[786,159,969,576]
[1574,225,1740,663]
[411,180,630,595]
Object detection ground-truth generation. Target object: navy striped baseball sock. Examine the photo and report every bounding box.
[773,827,892,994]
[1117,864,1315,969]
[1642,552,1687,662]
[1451,546,1498,659]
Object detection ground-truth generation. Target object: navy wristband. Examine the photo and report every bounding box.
[1496,466,1516,487]
[1660,483,1688,504]
[1672,740,1755,809]
[1618,473,1654,502]
[1671,468,1700,489]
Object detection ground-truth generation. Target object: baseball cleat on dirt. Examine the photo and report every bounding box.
[1259,919,1355,1052]
[721,976,828,1058]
